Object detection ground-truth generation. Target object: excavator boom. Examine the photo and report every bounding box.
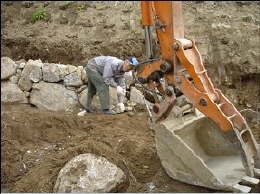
[133,1,260,192]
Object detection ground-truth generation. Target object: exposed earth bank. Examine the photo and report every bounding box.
[1,1,260,193]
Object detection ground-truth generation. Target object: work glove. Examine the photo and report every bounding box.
[116,103,125,113]
[117,86,126,96]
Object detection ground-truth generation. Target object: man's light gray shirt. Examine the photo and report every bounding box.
[87,56,125,88]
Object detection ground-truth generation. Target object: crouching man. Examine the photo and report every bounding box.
[83,56,138,115]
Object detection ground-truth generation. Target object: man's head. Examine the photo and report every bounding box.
[122,57,138,72]
[128,57,138,66]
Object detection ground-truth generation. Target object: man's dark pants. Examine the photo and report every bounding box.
[85,66,110,110]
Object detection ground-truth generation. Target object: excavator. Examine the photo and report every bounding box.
[130,1,260,192]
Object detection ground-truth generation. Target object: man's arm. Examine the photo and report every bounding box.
[103,63,117,87]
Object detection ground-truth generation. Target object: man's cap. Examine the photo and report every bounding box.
[128,57,138,66]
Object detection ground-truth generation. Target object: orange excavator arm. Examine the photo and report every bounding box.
[133,1,260,192]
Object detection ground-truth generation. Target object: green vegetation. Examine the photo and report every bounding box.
[77,4,87,11]
[32,9,47,22]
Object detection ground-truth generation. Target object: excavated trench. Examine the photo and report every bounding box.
[2,20,260,144]
[2,37,145,66]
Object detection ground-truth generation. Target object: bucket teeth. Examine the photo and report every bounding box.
[241,175,260,185]
[232,183,251,193]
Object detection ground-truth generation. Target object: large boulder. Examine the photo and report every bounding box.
[53,153,128,193]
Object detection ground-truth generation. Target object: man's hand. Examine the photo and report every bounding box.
[117,86,126,96]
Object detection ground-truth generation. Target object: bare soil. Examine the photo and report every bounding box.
[0,102,221,193]
[1,1,260,193]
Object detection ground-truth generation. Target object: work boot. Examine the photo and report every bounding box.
[85,109,93,113]
[103,109,117,115]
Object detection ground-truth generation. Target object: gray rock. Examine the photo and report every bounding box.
[53,153,128,193]
[1,57,17,80]
[1,81,28,103]
[30,81,78,111]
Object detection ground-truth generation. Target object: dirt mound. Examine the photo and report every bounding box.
[1,1,259,193]
[1,102,218,193]
[1,1,144,65]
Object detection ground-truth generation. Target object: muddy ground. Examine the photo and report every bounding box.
[1,1,260,193]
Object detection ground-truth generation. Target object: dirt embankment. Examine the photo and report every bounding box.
[2,1,259,110]
[1,1,260,193]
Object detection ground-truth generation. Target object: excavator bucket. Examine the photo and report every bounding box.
[153,105,260,192]
[139,1,259,192]
[133,61,260,192]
